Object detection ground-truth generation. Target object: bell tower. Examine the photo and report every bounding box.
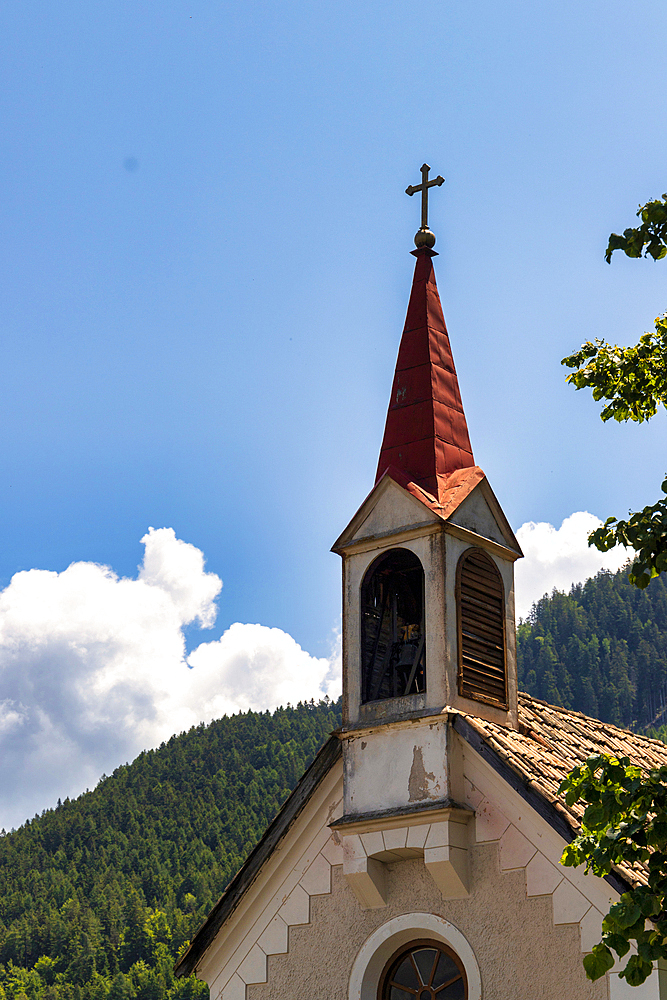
[330,168,522,909]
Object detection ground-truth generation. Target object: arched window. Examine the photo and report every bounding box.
[361,548,425,703]
[457,548,507,707]
[349,913,481,1000]
[379,941,467,1000]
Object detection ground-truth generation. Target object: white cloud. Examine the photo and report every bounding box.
[186,623,342,721]
[515,511,631,621]
[1,510,625,830]
[0,529,340,832]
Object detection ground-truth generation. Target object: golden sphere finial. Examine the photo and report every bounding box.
[414,227,436,249]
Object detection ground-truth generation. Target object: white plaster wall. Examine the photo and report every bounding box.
[198,745,667,1000]
[448,486,508,548]
[342,717,449,815]
[246,844,607,1000]
[609,967,667,999]
[351,481,439,543]
[236,740,610,999]
[459,731,617,921]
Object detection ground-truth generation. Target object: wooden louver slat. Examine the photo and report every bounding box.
[458,549,507,707]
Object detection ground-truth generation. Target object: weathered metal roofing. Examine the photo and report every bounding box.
[375,247,475,499]
[176,694,667,978]
[373,463,487,525]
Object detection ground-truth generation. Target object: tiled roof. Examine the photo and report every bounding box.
[457,692,667,888]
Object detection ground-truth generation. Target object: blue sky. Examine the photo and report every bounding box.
[0,1,665,825]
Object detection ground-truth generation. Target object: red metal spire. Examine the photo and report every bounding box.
[375,246,475,501]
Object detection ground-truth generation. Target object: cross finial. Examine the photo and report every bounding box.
[405,163,445,249]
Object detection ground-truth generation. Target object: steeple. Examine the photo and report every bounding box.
[375,246,474,500]
[332,167,523,810]
[330,175,523,901]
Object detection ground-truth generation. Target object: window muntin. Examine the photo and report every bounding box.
[379,941,467,1000]
[361,548,425,703]
[457,547,507,707]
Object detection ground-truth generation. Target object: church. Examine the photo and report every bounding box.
[175,168,667,999]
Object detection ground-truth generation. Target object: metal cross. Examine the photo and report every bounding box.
[405,163,445,231]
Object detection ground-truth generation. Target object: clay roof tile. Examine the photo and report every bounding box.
[454,691,667,888]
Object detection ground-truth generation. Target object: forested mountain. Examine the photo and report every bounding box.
[517,565,667,734]
[0,699,341,1000]
[4,563,667,1000]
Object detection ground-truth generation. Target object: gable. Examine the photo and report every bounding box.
[177,696,667,1000]
[447,479,521,555]
[189,723,617,1000]
[245,825,608,1000]
[332,475,439,552]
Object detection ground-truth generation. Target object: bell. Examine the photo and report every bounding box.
[396,640,419,669]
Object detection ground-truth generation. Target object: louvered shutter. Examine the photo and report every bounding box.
[457,549,507,707]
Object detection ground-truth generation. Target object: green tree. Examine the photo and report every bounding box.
[562,195,667,588]
[559,754,667,986]
[33,958,56,987]
[605,196,667,262]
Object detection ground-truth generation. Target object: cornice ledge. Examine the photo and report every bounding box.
[444,521,522,561]
[332,519,442,556]
[330,799,474,835]
[338,705,450,738]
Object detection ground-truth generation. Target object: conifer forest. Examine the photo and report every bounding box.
[517,565,667,733]
[0,701,341,1000]
[3,564,667,1000]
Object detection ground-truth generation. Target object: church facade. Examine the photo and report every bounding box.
[176,177,667,999]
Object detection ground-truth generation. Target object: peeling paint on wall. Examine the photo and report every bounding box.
[408,745,436,802]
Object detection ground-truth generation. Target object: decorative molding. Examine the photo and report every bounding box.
[444,521,522,562]
[464,776,607,960]
[498,824,536,870]
[334,519,442,556]
[343,855,387,909]
[348,913,482,1000]
[218,831,343,1000]
[178,738,343,980]
[331,801,471,835]
[340,813,472,908]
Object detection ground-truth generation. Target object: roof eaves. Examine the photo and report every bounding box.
[174,734,343,979]
[451,713,630,896]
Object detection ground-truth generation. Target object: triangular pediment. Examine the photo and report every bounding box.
[447,479,522,556]
[176,706,633,1000]
[332,474,440,552]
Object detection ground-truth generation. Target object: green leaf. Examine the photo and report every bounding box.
[607,898,642,930]
[605,933,630,957]
[583,944,615,981]
[622,955,654,987]
[583,803,606,828]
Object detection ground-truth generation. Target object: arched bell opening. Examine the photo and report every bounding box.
[360,548,425,704]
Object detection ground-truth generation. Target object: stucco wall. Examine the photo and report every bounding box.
[247,842,607,1000]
